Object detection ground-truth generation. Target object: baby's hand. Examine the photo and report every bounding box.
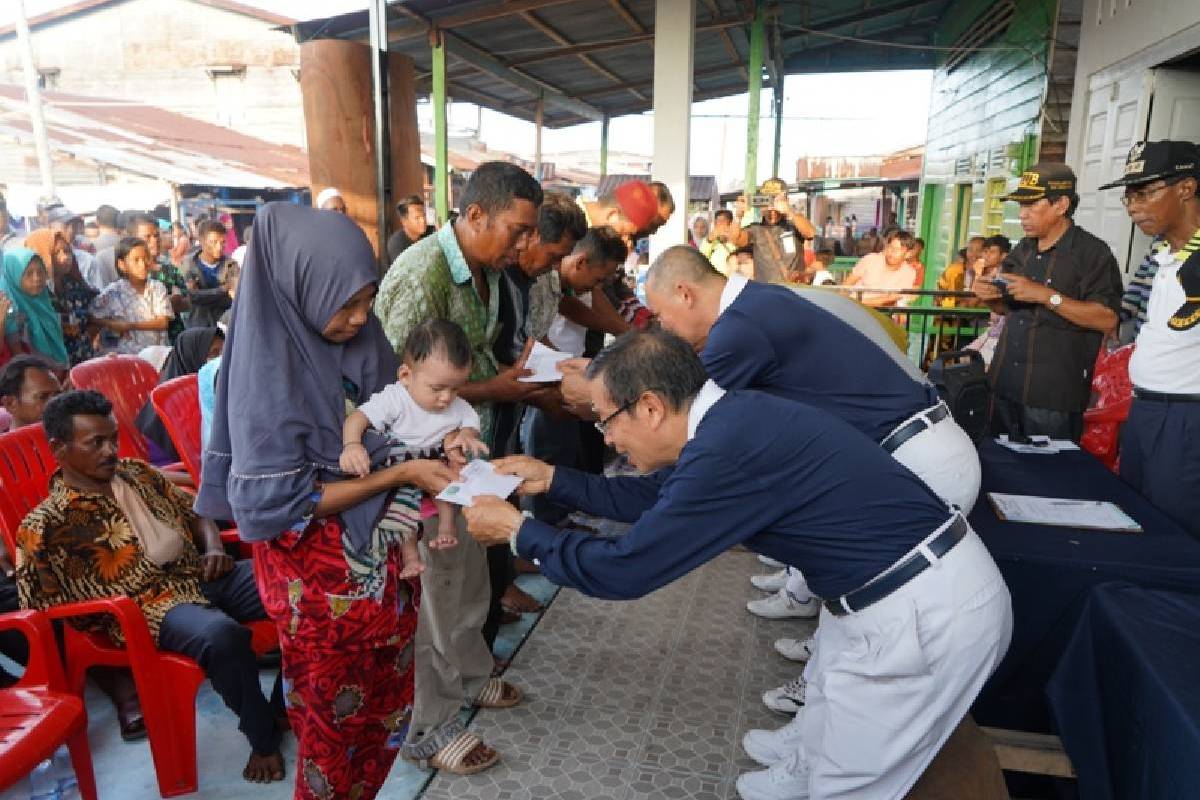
[452,429,490,460]
[340,442,372,477]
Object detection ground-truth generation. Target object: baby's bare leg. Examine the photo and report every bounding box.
[429,499,459,549]
[398,532,425,578]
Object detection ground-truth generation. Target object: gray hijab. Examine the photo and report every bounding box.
[194,202,399,551]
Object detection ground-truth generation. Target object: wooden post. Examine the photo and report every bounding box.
[299,39,422,257]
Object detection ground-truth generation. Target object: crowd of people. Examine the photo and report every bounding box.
[0,136,1196,800]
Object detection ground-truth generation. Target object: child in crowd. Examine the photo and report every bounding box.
[341,319,486,579]
[804,249,838,286]
[965,235,1013,365]
[91,237,173,354]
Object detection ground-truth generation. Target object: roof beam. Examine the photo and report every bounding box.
[698,0,746,81]
[584,62,745,97]
[510,16,752,65]
[781,0,943,42]
[384,1,604,122]
[430,0,580,29]
[443,33,604,121]
[519,10,647,101]
[606,0,644,33]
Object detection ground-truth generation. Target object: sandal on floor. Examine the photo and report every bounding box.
[425,732,499,776]
[474,677,523,709]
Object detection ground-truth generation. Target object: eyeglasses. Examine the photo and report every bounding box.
[594,399,636,435]
[1121,181,1176,207]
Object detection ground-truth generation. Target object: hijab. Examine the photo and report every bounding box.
[24,229,79,287]
[135,327,223,457]
[1,249,69,367]
[193,203,399,550]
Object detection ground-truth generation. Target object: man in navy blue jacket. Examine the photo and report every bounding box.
[644,246,983,710]
[464,330,1011,800]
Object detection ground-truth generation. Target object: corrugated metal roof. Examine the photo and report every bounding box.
[290,0,953,129]
[0,84,310,189]
[596,174,718,203]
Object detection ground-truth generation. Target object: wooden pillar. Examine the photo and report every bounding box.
[299,39,422,257]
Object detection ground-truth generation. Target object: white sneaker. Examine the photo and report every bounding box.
[736,751,811,800]
[742,713,805,766]
[750,568,789,592]
[763,674,806,715]
[746,588,820,620]
[758,554,784,568]
[773,634,815,663]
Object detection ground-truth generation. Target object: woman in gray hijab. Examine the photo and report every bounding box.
[195,202,454,799]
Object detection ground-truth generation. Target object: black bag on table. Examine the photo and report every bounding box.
[928,349,989,442]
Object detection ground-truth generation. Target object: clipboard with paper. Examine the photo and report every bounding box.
[987,492,1143,533]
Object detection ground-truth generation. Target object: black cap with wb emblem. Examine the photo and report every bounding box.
[1100,140,1200,190]
[1004,162,1077,203]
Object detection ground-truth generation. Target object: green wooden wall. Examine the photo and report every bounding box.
[917,0,1059,285]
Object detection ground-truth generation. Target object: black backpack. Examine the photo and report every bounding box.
[928,350,990,442]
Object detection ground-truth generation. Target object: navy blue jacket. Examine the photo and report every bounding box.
[703,281,937,441]
[515,389,951,600]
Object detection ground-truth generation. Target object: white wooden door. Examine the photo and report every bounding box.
[1124,68,1200,259]
[1074,71,1154,276]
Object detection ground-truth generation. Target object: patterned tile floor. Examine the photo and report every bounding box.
[1,542,814,800]
[420,548,818,800]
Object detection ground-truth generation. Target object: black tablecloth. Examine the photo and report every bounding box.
[967,440,1200,732]
[1047,583,1200,800]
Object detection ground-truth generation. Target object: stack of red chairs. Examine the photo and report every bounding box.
[0,609,98,799]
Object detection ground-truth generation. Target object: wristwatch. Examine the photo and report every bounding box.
[1048,292,1063,309]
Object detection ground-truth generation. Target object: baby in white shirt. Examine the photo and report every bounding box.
[341,319,487,578]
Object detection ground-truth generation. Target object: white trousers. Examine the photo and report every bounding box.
[889,407,981,515]
[783,410,981,603]
[798,526,1012,800]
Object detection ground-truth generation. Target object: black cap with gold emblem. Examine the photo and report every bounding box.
[1004,162,1077,203]
[1100,140,1200,190]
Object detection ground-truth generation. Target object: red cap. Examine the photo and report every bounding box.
[614,180,658,233]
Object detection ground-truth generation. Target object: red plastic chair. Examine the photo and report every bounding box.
[69,354,159,461]
[149,375,203,487]
[1081,344,1135,473]
[0,424,274,797]
[0,610,98,800]
[149,375,263,586]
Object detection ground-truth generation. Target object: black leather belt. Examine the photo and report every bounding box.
[881,403,950,454]
[1134,388,1200,403]
[825,516,968,617]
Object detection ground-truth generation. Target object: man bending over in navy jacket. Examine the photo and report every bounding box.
[464,329,1011,800]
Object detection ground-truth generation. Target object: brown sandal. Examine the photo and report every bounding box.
[426,732,499,775]
[474,677,523,709]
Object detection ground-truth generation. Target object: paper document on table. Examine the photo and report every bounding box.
[995,435,1081,454]
[436,460,523,507]
[987,492,1142,533]
[519,341,572,383]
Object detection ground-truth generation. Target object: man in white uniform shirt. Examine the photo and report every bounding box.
[1103,140,1200,539]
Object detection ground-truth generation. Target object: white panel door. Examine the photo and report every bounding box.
[1126,68,1200,260]
[1074,70,1153,277]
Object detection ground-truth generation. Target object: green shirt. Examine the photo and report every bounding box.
[375,224,501,443]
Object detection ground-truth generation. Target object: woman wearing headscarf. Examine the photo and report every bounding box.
[195,203,455,800]
[134,326,223,462]
[1,249,69,369]
[26,228,98,366]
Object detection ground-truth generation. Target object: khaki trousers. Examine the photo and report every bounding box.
[401,515,494,759]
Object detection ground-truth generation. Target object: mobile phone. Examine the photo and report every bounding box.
[991,277,1011,290]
